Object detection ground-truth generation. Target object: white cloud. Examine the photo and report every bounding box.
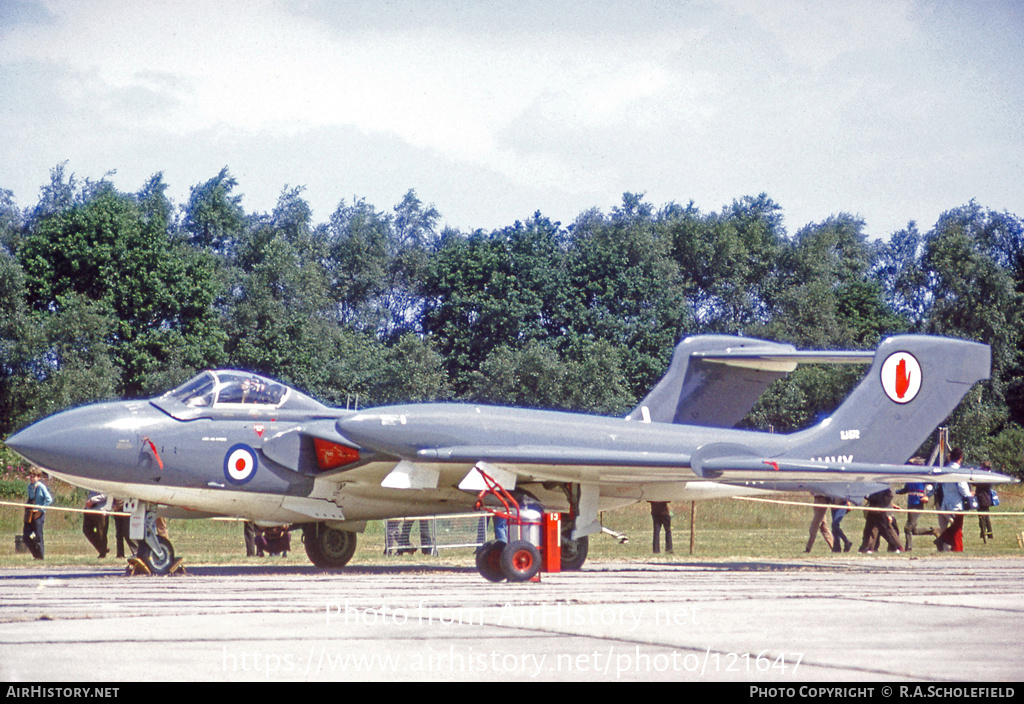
[0,0,1021,237]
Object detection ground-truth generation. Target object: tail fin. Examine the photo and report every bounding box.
[782,335,990,464]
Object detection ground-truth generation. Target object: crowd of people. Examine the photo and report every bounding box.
[642,446,1006,557]
[802,447,1001,555]
[16,468,147,561]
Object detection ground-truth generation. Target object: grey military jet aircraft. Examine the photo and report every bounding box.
[5,334,1012,576]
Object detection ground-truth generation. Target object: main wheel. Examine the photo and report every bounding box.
[560,534,589,571]
[303,525,357,568]
[501,540,541,582]
[476,540,506,582]
[137,536,175,575]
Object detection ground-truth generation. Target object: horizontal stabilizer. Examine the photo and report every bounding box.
[695,348,873,371]
[784,335,992,465]
[700,456,1015,485]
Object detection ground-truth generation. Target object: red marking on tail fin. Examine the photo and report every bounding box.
[895,358,912,399]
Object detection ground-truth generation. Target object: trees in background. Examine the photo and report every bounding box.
[1,166,1021,476]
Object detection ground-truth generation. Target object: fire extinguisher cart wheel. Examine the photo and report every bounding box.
[501,540,541,582]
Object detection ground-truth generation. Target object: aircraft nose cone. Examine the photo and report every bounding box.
[6,402,160,480]
[7,405,101,470]
[7,423,46,461]
[5,414,74,469]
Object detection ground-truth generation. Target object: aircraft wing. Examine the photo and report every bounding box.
[410,444,1015,486]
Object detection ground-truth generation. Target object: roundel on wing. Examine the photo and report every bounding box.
[224,444,259,484]
[880,351,922,404]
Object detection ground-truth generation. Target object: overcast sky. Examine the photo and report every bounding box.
[1,0,1022,239]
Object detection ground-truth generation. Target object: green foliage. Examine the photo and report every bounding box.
[323,196,391,330]
[18,172,224,395]
[752,215,907,348]
[0,443,30,474]
[987,424,1024,478]
[876,223,929,324]
[465,338,632,415]
[666,194,786,333]
[0,188,21,254]
[0,479,24,499]
[564,195,690,396]
[11,293,122,424]
[370,334,450,405]
[183,167,246,253]
[422,220,565,391]
[743,365,864,432]
[921,208,1023,398]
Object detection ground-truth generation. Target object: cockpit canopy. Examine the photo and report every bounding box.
[153,370,328,419]
[169,370,288,408]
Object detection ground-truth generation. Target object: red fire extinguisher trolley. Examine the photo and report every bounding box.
[473,470,560,582]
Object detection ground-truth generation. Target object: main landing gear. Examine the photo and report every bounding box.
[302,523,358,568]
[559,528,588,571]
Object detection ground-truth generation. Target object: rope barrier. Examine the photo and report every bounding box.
[0,499,129,516]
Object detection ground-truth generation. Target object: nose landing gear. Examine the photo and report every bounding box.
[127,506,179,575]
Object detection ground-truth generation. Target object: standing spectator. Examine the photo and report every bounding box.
[82,492,110,558]
[805,495,834,553]
[897,458,934,551]
[975,462,995,544]
[111,499,136,558]
[23,468,53,560]
[859,487,902,553]
[935,481,972,551]
[935,447,963,537]
[398,519,434,555]
[830,499,853,553]
[244,521,258,557]
[649,501,673,554]
[935,498,972,550]
[935,447,973,552]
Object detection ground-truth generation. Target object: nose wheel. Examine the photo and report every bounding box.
[136,509,175,575]
[137,535,175,574]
